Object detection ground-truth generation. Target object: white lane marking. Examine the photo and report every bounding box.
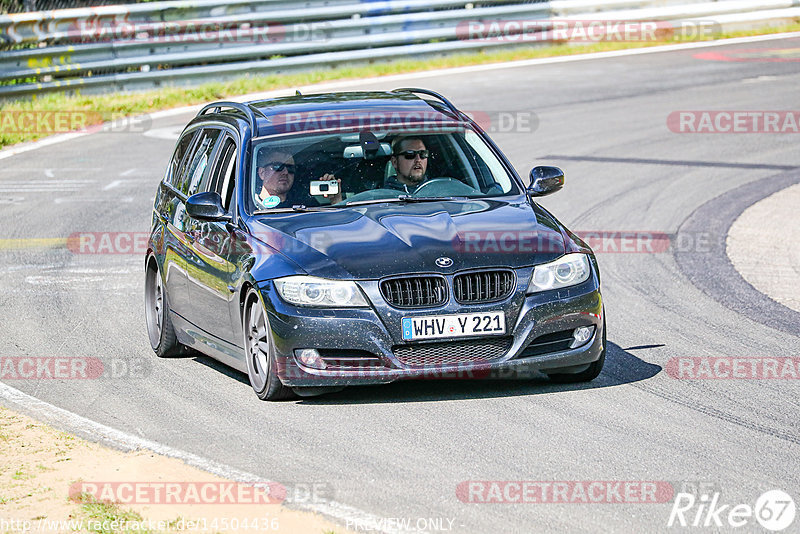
[0,189,83,193]
[0,181,95,193]
[120,168,137,176]
[0,191,85,195]
[142,125,184,141]
[742,75,779,83]
[44,169,54,178]
[0,31,797,161]
[103,179,151,191]
[26,275,108,284]
[53,196,133,204]
[0,184,88,188]
[0,186,85,189]
[0,260,139,273]
[0,382,401,534]
[0,168,100,172]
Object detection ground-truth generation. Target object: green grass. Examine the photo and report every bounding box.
[72,492,152,534]
[12,467,32,480]
[0,20,798,150]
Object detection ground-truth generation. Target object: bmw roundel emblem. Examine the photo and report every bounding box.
[435,257,454,268]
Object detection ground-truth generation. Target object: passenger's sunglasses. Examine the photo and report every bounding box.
[395,150,429,160]
[263,161,296,174]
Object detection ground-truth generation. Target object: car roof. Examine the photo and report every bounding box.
[198,91,469,138]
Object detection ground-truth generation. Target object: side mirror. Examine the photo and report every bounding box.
[527,166,564,197]
[186,192,230,222]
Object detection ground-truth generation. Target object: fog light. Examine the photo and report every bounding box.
[570,326,595,348]
[295,349,327,370]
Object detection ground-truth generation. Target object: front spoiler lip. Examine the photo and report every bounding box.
[276,326,604,387]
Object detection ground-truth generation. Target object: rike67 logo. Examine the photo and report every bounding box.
[668,489,796,531]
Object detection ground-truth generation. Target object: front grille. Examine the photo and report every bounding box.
[381,275,447,308]
[518,330,574,358]
[393,337,513,367]
[454,270,515,304]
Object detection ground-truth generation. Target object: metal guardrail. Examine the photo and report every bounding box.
[0,0,798,99]
[0,0,524,43]
[1,0,138,15]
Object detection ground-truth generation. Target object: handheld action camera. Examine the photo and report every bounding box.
[310,180,339,196]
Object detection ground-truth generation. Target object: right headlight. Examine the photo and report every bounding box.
[527,253,591,293]
[274,276,368,307]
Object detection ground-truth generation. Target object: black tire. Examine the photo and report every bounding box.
[242,288,295,401]
[546,319,606,384]
[145,258,184,357]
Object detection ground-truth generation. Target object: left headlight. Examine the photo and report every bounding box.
[274,276,369,307]
[527,253,591,293]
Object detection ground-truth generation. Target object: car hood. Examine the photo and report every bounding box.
[248,197,567,279]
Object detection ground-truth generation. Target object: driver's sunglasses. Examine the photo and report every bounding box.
[396,150,429,160]
[264,161,296,174]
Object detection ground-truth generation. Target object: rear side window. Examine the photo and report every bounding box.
[176,128,222,197]
[206,136,238,211]
[165,131,198,187]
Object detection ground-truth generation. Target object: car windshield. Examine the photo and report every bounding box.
[247,126,520,213]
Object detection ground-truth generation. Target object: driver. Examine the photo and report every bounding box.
[256,149,341,209]
[384,137,431,194]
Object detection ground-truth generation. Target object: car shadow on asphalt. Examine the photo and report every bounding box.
[297,341,662,405]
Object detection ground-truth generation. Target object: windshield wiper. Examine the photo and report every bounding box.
[396,195,468,202]
[344,196,469,207]
[344,198,406,206]
[254,204,337,214]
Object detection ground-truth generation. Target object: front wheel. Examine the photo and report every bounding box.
[145,258,183,357]
[243,289,294,401]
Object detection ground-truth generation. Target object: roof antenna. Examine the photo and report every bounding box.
[295,90,302,96]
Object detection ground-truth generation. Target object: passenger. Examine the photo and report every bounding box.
[256,149,341,208]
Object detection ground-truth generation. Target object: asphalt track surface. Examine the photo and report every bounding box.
[2,36,800,533]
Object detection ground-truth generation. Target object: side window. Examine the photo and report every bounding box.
[206,136,238,211]
[176,128,222,196]
[165,131,198,187]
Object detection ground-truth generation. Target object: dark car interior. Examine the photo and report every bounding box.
[252,129,516,209]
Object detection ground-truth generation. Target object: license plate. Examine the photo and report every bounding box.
[402,311,505,341]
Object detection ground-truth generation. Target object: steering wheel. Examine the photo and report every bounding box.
[412,178,478,196]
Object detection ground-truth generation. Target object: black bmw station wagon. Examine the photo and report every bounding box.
[145,88,605,400]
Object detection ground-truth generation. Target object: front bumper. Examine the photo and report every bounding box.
[259,270,604,387]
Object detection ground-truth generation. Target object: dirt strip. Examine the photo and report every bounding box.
[0,406,354,534]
